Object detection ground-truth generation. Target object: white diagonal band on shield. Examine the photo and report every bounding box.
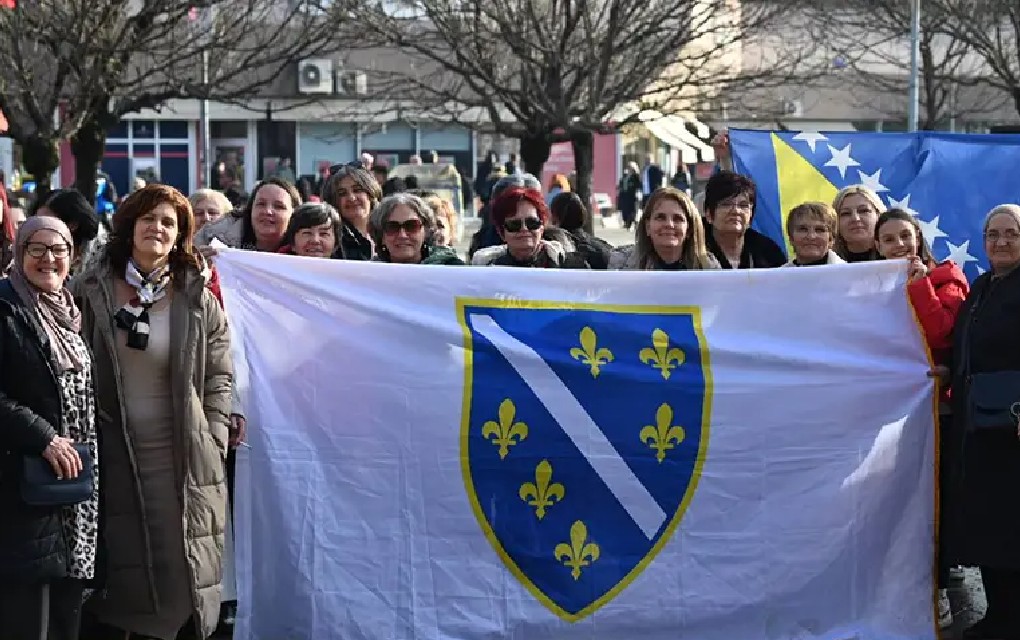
[471,314,666,539]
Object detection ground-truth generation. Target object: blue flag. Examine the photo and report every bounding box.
[730,129,1020,279]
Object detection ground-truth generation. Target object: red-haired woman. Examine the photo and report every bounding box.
[470,187,588,268]
[73,184,233,640]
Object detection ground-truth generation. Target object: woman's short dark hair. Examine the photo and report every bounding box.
[875,208,935,265]
[703,170,757,219]
[550,192,587,231]
[106,184,201,278]
[239,178,302,247]
[280,203,343,256]
[42,189,100,252]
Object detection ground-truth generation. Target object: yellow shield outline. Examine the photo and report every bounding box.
[456,297,714,622]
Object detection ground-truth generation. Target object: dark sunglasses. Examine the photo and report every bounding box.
[503,217,542,233]
[383,218,423,235]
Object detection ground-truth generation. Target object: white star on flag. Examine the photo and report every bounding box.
[976,265,987,275]
[887,194,919,217]
[857,169,889,193]
[916,215,948,247]
[824,144,861,179]
[793,131,828,153]
[944,240,977,266]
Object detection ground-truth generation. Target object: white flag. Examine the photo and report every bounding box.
[217,253,937,640]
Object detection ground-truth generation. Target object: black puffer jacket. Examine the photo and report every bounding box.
[0,279,70,582]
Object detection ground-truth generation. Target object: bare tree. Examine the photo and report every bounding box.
[824,0,1006,129]
[929,0,1020,118]
[350,0,819,226]
[0,0,346,201]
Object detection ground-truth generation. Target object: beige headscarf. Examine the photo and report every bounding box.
[8,215,84,372]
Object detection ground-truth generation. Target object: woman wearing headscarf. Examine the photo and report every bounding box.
[609,187,720,271]
[74,184,232,640]
[369,193,464,265]
[277,203,344,258]
[945,204,1020,640]
[35,189,106,279]
[0,216,98,640]
[319,164,382,260]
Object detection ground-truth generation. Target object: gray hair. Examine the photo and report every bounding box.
[983,204,1020,233]
[368,193,436,247]
[492,173,542,201]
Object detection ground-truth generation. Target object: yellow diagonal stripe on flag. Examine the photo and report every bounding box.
[773,133,839,256]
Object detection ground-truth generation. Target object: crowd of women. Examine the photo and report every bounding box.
[0,160,1018,640]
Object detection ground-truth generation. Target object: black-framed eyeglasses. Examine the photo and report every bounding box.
[329,161,366,176]
[503,217,542,233]
[383,218,423,235]
[24,242,71,259]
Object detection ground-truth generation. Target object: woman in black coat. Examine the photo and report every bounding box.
[948,204,1020,640]
[0,216,98,640]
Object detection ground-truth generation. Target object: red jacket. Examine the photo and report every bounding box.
[206,263,224,308]
[908,260,968,401]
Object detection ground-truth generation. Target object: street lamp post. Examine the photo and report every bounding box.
[907,0,921,132]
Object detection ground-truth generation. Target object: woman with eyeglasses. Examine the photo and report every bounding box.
[941,204,1020,640]
[702,171,786,269]
[473,187,588,268]
[368,194,463,265]
[320,164,382,261]
[0,216,98,640]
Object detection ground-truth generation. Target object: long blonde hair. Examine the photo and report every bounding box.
[634,187,713,269]
[832,184,886,259]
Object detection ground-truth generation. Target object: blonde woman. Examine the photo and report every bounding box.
[782,202,845,266]
[188,189,233,231]
[608,187,720,270]
[833,185,886,262]
[413,190,458,248]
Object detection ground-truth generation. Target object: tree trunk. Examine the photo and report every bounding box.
[570,129,595,233]
[21,134,60,206]
[70,112,108,205]
[519,132,552,177]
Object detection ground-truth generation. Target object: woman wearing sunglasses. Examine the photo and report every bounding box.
[368,194,464,265]
[474,187,588,268]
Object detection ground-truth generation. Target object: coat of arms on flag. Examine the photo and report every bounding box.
[457,298,713,621]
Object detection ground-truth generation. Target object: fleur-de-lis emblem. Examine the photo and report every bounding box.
[640,403,686,463]
[639,328,685,380]
[569,326,614,378]
[481,399,528,459]
[554,520,600,580]
[518,459,565,519]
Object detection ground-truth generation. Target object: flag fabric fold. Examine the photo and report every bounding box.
[218,252,937,640]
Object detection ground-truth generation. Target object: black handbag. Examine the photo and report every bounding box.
[968,371,1020,432]
[20,443,94,506]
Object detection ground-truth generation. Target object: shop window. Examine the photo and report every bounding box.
[211,121,248,139]
[159,121,189,139]
[132,121,156,139]
[107,121,129,139]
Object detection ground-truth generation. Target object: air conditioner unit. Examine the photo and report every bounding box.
[336,71,368,96]
[298,59,333,94]
[782,99,804,118]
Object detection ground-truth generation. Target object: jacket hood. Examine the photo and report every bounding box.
[929,260,967,289]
